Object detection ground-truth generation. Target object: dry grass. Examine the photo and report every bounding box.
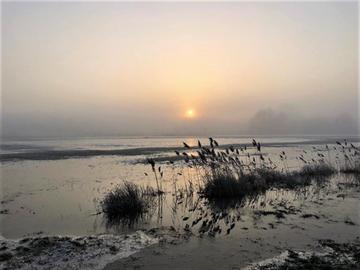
[298,163,336,178]
[178,138,339,200]
[101,182,156,225]
[336,141,360,175]
[201,169,258,199]
[200,167,324,200]
[340,164,360,175]
[143,138,357,201]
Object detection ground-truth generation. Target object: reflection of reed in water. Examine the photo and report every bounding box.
[101,138,359,236]
[156,195,163,225]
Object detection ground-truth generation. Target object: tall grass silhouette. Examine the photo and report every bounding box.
[172,138,352,200]
[101,182,156,226]
[102,138,358,228]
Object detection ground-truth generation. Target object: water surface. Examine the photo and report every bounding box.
[1,136,358,239]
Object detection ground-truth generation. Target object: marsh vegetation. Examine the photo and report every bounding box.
[101,138,359,234]
[101,182,157,227]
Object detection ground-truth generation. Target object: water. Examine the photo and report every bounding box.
[1,135,358,239]
[1,135,360,269]
[1,136,312,154]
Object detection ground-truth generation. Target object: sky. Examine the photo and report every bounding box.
[1,1,359,138]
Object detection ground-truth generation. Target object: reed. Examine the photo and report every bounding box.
[341,163,360,175]
[147,158,164,194]
[176,138,340,200]
[336,141,360,175]
[101,182,156,224]
[298,163,336,178]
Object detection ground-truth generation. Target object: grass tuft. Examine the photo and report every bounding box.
[340,163,360,175]
[201,168,282,200]
[201,164,336,200]
[202,169,258,199]
[101,182,156,225]
[299,163,336,178]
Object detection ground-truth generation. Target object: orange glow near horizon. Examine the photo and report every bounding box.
[185,109,195,119]
[3,2,357,137]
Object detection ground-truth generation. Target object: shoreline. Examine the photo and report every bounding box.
[103,188,360,270]
[2,138,359,162]
[0,231,158,270]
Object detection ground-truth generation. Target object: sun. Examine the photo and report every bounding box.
[185,109,195,118]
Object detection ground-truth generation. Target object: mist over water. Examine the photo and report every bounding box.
[1,2,360,270]
[1,2,358,138]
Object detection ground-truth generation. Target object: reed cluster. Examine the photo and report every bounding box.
[103,138,358,228]
[175,138,341,200]
[298,163,336,178]
[101,182,156,224]
[336,141,360,175]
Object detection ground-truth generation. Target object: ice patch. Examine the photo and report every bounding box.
[0,231,158,270]
[242,251,292,270]
[243,243,359,270]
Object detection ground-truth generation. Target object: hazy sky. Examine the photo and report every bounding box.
[2,1,359,137]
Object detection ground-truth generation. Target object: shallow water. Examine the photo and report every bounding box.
[104,184,360,270]
[1,136,312,154]
[1,136,359,270]
[1,136,358,239]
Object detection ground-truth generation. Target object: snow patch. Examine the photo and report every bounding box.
[0,231,158,270]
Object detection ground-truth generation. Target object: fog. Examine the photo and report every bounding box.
[1,2,358,138]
